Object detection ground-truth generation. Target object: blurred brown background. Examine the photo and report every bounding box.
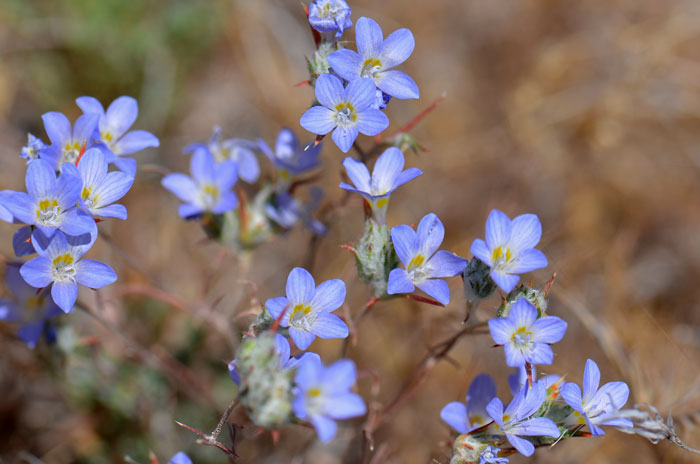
[1,0,700,463]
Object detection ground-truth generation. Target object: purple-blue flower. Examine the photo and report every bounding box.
[3,159,96,239]
[161,148,238,218]
[339,147,422,223]
[328,17,419,100]
[39,112,100,171]
[0,190,14,223]
[561,359,632,436]
[12,226,35,257]
[479,446,508,464]
[258,128,321,187]
[471,209,548,293]
[265,188,326,235]
[76,96,160,176]
[0,263,62,348]
[485,381,560,456]
[293,357,366,442]
[167,452,192,464]
[440,373,497,434]
[300,74,388,153]
[20,133,46,164]
[20,230,117,313]
[308,0,352,38]
[488,298,567,367]
[185,126,260,183]
[62,148,134,220]
[387,213,467,305]
[265,267,348,350]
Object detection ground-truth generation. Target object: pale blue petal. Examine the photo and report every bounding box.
[75,96,105,118]
[393,167,422,189]
[55,168,83,210]
[311,414,337,443]
[77,148,108,186]
[300,106,336,135]
[510,298,538,327]
[509,214,542,253]
[416,213,444,258]
[327,49,362,81]
[371,147,404,193]
[13,226,35,257]
[26,159,57,200]
[60,209,97,237]
[20,257,52,288]
[113,156,138,176]
[104,96,138,139]
[289,326,316,350]
[467,374,497,416]
[531,316,567,344]
[75,259,117,288]
[593,382,630,410]
[355,17,383,59]
[440,401,469,434]
[321,359,356,392]
[214,160,238,191]
[113,130,159,155]
[235,148,260,183]
[51,281,79,313]
[560,383,583,413]
[376,70,419,99]
[212,191,238,214]
[95,171,134,205]
[490,271,520,293]
[387,268,415,295]
[379,28,415,68]
[416,278,449,305]
[315,73,345,108]
[275,333,291,365]
[471,242,492,268]
[190,148,216,183]
[293,392,308,419]
[355,108,389,136]
[485,209,512,249]
[488,317,515,345]
[311,312,349,339]
[286,267,315,304]
[508,248,548,274]
[325,393,366,420]
[294,354,322,390]
[341,157,371,192]
[331,126,359,153]
[527,343,553,365]
[503,342,527,367]
[41,112,71,146]
[485,397,505,427]
[346,78,377,111]
[178,203,203,218]
[93,204,127,220]
[265,296,290,322]
[390,225,418,265]
[582,358,601,402]
[162,174,197,203]
[506,433,534,456]
[511,417,560,438]
[167,452,192,464]
[310,279,346,312]
[73,114,99,143]
[18,321,44,348]
[425,251,467,278]
[275,127,298,158]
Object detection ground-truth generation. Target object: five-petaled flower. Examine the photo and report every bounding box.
[40,112,100,171]
[293,357,366,442]
[300,74,388,153]
[471,209,548,293]
[76,95,160,176]
[308,0,352,38]
[185,126,260,183]
[440,373,497,434]
[485,381,561,456]
[488,298,567,367]
[161,148,239,218]
[561,359,632,436]
[265,267,348,350]
[20,231,117,313]
[328,16,419,100]
[339,147,422,223]
[387,213,467,305]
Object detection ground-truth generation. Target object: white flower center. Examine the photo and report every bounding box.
[361,58,383,79]
[36,199,62,226]
[334,102,357,128]
[289,303,316,331]
[52,254,76,282]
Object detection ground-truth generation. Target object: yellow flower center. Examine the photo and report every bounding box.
[36,199,60,224]
[408,254,426,270]
[361,58,382,78]
[334,102,357,126]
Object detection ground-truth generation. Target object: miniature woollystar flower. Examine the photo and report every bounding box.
[184,126,260,183]
[440,373,497,434]
[62,148,134,220]
[485,381,560,457]
[471,209,548,293]
[161,148,238,218]
[300,74,388,153]
[76,95,160,176]
[328,16,419,99]
[387,213,467,305]
[20,231,117,313]
[339,146,422,223]
[20,133,46,164]
[561,358,631,436]
[265,267,348,350]
[488,298,567,367]
[293,357,366,442]
[258,128,321,187]
[308,0,352,38]
[40,112,100,171]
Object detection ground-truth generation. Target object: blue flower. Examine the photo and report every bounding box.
[12,226,35,257]
[387,213,467,305]
[161,148,239,218]
[167,452,192,464]
[265,267,348,350]
[485,381,560,456]
[62,148,134,220]
[478,446,508,464]
[20,133,47,164]
[39,112,100,171]
[471,209,548,293]
[328,17,419,100]
[339,147,422,223]
[440,373,497,434]
[488,298,567,367]
[3,159,96,239]
[300,74,389,153]
[76,96,160,176]
[265,188,327,235]
[560,359,632,436]
[20,230,117,313]
[0,263,62,348]
[185,126,260,183]
[293,357,366,442]
[308,0,352,38]
[258,128,321,187]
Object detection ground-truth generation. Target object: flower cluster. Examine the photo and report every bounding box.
[0,96,154,344]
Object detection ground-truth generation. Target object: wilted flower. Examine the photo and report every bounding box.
[308,0,352,38]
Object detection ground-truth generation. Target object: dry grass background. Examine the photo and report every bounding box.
[1,0,700,463]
